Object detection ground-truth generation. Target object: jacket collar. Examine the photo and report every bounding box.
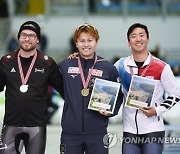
[127,52,152,68]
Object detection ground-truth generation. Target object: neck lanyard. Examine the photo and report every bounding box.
[18,51,37,92]
[77,55,97,96]
[129,56,153,77]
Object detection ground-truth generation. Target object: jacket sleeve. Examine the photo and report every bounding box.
[48,59,64,98]
[155,64,180,116]
[109,65,123,117]
[0,60,6,92]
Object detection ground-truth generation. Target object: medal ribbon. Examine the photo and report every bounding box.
[129,56,153,77]
[18,51,37,85]
[78,56,97,89]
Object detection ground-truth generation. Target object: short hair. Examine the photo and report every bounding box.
[73,23,99,43]
[127,23,149,41]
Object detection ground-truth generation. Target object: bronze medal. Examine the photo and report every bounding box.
[81,88,89,97]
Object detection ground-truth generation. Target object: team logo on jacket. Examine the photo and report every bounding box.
[68,67,103,77]
[44,55,49,60]
[6,55,11,59]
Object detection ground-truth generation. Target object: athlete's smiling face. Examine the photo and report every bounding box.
[19,29,39,52]
[128,27,149,54]
[76,32,97,59]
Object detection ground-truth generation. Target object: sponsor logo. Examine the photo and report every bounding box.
[68,67,103,77]
[92,69,103,77]
[35,68,44,73]
[10,67,16,72]
[68,67,80,74]
[145,76,154,79]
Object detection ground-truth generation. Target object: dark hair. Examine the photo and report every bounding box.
[127,23,149,41]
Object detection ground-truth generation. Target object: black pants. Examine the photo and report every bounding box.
[0,126,46,154]
[60,132,108,154]
[122,131,165,154]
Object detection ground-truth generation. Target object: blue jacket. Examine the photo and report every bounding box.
[58,55,123,134]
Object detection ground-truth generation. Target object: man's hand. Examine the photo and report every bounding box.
[140,107,157,117]
[68,52,79,59]
[98,109,111,116]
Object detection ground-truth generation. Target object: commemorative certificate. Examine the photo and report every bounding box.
[125,75,157,109]
[88,78,120,114]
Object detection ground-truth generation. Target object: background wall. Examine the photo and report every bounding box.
[10,16,180,62]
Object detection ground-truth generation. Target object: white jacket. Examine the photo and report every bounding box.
[114,53,180,134]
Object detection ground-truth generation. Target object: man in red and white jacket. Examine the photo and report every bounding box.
[114,23,180,154]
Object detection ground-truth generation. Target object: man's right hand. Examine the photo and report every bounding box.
[68,52,79,59]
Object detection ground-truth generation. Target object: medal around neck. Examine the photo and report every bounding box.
[20,85,28,93]
[81,88,89,97]
[18,51,37,94]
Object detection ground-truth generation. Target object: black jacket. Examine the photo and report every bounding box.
[0,50,63,126]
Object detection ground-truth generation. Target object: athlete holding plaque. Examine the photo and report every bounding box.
[58,23,123,154]
[114,23,180,154]
[0,21,63,154]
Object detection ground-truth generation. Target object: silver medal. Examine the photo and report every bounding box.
[20,85,28,93]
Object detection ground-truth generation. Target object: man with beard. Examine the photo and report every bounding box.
[0,21,63,154]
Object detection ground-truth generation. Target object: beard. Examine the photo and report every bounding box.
[19,43,37,52]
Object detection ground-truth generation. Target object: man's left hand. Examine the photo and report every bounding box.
[140,107,157,117]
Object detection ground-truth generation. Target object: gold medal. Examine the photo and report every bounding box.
[78,56,97,97]
[81,88,89,96]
